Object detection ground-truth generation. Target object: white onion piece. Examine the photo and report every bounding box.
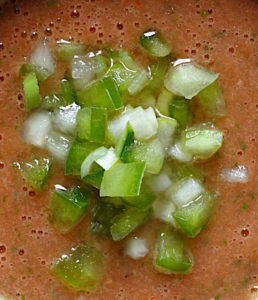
[46,130,72,163]
[96,147,118,170]
[52,103,80,135]
[169,142,193,162]
[108,106,158,142]
[147,173,172,194]
[81,147,108,178]
[168,178,204,207]
[220,166,248,183]
[153,197,176,226]
[164,63,218,99]
[31,39,56,74]
[21,110,51,148]
[125,237,149,259]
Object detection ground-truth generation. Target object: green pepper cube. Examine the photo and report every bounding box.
[23,73,40,110]
[182,127,223,159]
[49,186,90,233]
[154,228,193,274]
[172,192,216,238]
[100,162,146,197]
[77,76,123,112]
[110,207,151,241]
[77,107,107,143]
[53,243,104,291]
[169,97,192,128]
[14,157,53,191]
[90,201,122,236]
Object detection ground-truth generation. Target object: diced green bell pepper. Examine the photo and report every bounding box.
[49,186,90,233]
[154,228,193,274]
[14,157,53,191]
[76,76,123,112]
[100,162,146,197]
[110,207,151,241]
[53,243,104,291]
[172,192,216,238]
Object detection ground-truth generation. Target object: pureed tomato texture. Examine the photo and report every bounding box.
[0,0,257,299]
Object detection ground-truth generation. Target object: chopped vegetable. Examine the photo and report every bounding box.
[182,127,223,159]
[115,123,135,158]
[153,197,176,226]
[77,76,123,111]
[21,110,51,147]
[169,97,192,128]
[23,73,40,110]
[100,162,146,197]
[164,63,218,99]
[125,237,149,259]
[156,88,174,116]
[61,79,76,104]
[157,117,178,150]
[56,40,87,61]
[110,207,151,241]
[19,63,51,83]
[139,30,172,57]
[76,107,107,142]
[53,243,104,291]
[14,157,53,191]
[150,56,171,93]
[154,228,193,274]
[172,192,216,238]
[128,70,149,95]
[49,185,90,233]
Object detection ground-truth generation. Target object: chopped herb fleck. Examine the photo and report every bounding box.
[251,33,257,39]
[242,203,248,210]
[21,294,26,300]
[47,0,56,7]
[0,121,5,125]
[233,162,239,168]
[181,298,186,300]
[14,124,19,130]
[214,294,221,300]
[28,267,33,274]
[11,276,16,281]
[17,232,21,238]
[203,45,209,51]
[239,141,246,151]
[223,240,227,245]
[201,10,208,17]
[11,45,17,52]
[2,196,6,203]
[234,259,241,266]
[214,32,224,38]
[235,123,240,129]
[249,193,255,200]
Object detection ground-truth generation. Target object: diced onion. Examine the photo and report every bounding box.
[168,178,204,207]
[46,130,72,163]
[21,110,51,147]
[108,106,158,142]
[169,142,193,162]
[220,166,248,183]
[31,39,56,74]
[147,173,172,194]
[80,147,107,178]
[96,147,118,171]
[125,237,149,259]
[153,197,176,226]
[164,63,218,99]
[52,103,80,135]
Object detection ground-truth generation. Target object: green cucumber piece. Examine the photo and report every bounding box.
[197,80,226,118]
[157,117,178,149]
[139,30,171,57]
[115,123,135,158]
[53,243,104,291]
[156,87,174,116]
[100,162,146,197]
[172,192,216,238]
[56,42,87,61]
[61,78,76,104]
[169,97,192,128]
[110,207,151,241]
[14,157,53,191]
[76,107,107,143]
[150,56,171,93]
[76,76,123,112]
[49,186,90,233]
[182,127,223,159]
[19,63,51,83]
[23,73,40,110]
[154,228,193,274]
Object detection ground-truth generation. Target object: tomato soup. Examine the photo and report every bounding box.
[0,0,257,299]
